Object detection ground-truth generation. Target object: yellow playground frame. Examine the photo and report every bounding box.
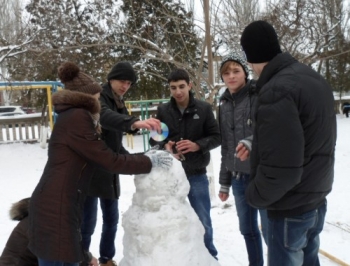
[0,81,63,130]
[0,81,168,151]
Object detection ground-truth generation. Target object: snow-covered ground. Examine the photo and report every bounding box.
[0,114,349,265]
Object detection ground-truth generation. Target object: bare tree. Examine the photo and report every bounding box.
[2,0,221,105]
[0,0,41,105]
[262,0,350,98]
[200,0,261,102]
[6,0,350,109]
[1,0,121,109]
[0,0,22,65]
[211,0,260,53]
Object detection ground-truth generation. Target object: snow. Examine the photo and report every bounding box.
[1,114,350,265]
[120,154,219,266]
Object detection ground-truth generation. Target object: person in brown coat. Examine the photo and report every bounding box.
[0,198,38,266]
[27,62,173,266]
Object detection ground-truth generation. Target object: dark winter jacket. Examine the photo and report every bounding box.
[151,93,221,177]
[246,52,337,217]
[28,90,152,263]
[342,102,350,113]
[88,83,140,199]
[219,80,257,190]
[0,198,38,266]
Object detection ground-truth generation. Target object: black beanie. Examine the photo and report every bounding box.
[107,62,137,84]
[240,20,282,63]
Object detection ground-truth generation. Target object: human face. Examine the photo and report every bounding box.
[169,80,192,108]
[221,63,246,94]
[109,79,132,96]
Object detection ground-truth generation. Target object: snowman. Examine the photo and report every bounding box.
[119,150,220,266]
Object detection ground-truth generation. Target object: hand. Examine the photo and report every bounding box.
[164,141,175,153]
[145,150,173,170]
[132,118,161,132]
[236,143,250,161]
[89,256,98,266]
[175,139,200,154]
[165,141,185,161]
[218,192,229,202]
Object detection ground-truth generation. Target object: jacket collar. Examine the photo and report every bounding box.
[256,52,297,91]
[102,82,114,99]
[170,91,196,110]
[220,79,254,103]
[52,90,100,114]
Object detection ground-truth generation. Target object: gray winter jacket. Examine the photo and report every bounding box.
[218,81,257,193]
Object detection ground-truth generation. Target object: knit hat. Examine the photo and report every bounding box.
[58,62,102,95]
[220,52,250,78]
[240,20,282,63]
[107,62,137,84]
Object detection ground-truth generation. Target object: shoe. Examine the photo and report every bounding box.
[99,260,117,266]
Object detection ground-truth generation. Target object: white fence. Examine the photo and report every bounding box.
[0,113,50,144]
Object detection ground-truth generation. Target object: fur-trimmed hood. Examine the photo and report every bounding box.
[9,198,30,221]
[52,90,100,115]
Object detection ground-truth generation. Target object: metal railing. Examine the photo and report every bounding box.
[125,99,168,151]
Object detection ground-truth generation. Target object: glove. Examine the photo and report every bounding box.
[147,144,160,152]
[145,151,173,170]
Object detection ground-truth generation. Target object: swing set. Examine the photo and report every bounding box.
[0,81,168,150]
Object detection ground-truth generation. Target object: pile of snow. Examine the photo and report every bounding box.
[119,151,220,266]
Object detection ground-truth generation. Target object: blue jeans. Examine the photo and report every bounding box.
[188,174,218,259]
[231,174,267,266]
[38,259,79,266]
[81,196,119,264]
[267,201,327,266]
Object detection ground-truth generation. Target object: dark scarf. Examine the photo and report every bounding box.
[113,92,125,109]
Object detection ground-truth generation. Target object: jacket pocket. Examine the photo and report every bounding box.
[283,209,318,251]
[84,132,100,141]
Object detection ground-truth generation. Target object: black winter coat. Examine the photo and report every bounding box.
[151,93,221,177]
[219,80,257,188]
[28,90,152,263]
[246,53,337,217]
[87,83,140,199]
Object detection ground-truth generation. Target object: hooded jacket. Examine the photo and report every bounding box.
[246,53,337,217]
[87,82,140,199]
[28,90,152,263]
[0,198,38,266]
